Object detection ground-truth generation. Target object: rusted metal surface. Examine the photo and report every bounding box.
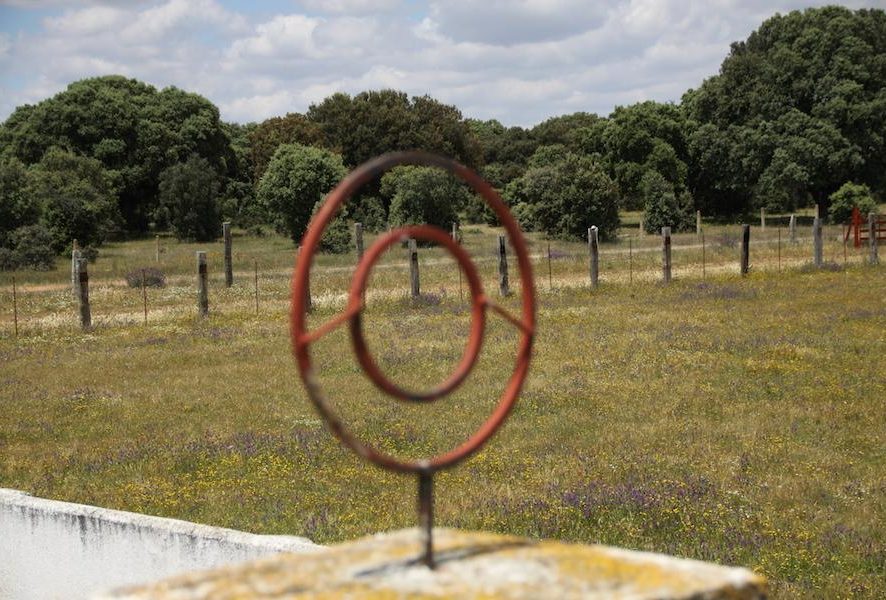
[290,151,536,568]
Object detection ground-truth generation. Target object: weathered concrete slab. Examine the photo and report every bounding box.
[0,488,321,600]
[98,527,766,599]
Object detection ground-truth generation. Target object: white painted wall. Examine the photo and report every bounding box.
[0,488,322,600]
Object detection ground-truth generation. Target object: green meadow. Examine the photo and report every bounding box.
[0,221,884,598]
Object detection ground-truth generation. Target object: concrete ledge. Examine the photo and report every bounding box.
[0,488,321,600]
[98,528,767,599]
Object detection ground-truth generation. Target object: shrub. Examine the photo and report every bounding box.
[828,182,877,224]
[125,267,166,288]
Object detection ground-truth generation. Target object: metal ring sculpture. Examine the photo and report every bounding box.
[290,151,536,566]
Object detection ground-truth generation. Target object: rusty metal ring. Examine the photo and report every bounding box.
[291,151,536,473]
[349,224,486,402]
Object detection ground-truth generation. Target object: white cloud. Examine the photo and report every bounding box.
[296,0,401,15]
[2,0,882,127]
[227,14,321,60]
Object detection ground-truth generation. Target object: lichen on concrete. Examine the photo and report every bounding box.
[97,528,767,599]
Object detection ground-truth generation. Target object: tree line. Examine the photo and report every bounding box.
[1,6,883,268]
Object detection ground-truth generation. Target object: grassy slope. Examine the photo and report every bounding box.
[0,223,884,598]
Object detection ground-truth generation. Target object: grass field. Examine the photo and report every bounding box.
[0,218,884,598]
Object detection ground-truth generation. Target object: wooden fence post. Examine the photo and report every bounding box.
[355,222,364,260]
[498,235,510,297]
[77,257,91,330]
[639,217,644,236]
[155,235,161,263]
[778,228,782,271]
[223,222,233,287]
[789,214,796,243]
[628,238,633,284]
[409,239,420,299]
[197,251,209,317]
[740,224,750,276]
[661,227,672,284]
[696,210,702,237]
[870,212,880,265]
[813,216,823,267]
[296,246,312,313]
[71,240,81,296]
[588,226,599,289]
[452,223,462,301]
[12,275,18,337]
[701,232,706,279]
[547,241,553,290]
[141,268,148,325]
[760,208,766,230]
[254,259,259,314]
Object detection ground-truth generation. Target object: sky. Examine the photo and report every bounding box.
[0,0,882,127]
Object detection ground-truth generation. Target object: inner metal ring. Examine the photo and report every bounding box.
[348,224,486,402]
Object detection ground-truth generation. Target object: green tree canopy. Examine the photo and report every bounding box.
[687,6,886,212]
[249,113,324,184]
[0,76,232,232]
[27,147,120,252]
[257,144,346,244]
[828,181,877,224]
[505,147,619,241]
[0,156,39,247]
[155,155,221,242]
[382,166,466,233]
[641,170,694,233]
[307,90,480,168]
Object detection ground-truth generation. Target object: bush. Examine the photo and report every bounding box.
[125,267,166,288]
[828,182,877,224]
[0,225,56,270]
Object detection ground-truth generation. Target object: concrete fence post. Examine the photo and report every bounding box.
[661,226,672,284]
[813,217,823,267]
[498,235,510,297]
[588,226,599,289]
[223,222,233,288]
[355,222,364,260]
[870,212,879,265]
[760,208,766,230]
[740,224,750,276]
[789,214,796,243]
[197,251,209,317]
[77,257,91,330]
[409,239,420,299]
[696,210,702,237]
[155,235,161,263]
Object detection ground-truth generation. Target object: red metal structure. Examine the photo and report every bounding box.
[845,206,886,248]
[290,151,536,567]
